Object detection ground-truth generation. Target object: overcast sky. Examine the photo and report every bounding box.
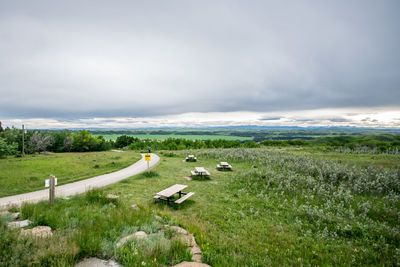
[1,0,399,128]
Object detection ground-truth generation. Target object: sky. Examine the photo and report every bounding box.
[1,0,399,129]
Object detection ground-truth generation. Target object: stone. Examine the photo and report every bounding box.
[117,231,148,247]
[184,176,192,181]
[74,257,121,267]
[21,226,52,238]
[190,245,202,255]
[169,225,188,235]
[11,212,20,220]
[7,219,31,229]
[192,254,203,263]
[172,262,211,267]
[131,204,140,211]
[106,194,119,200]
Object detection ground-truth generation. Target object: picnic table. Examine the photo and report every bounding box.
[191,167,211,177]
[153,184,194,204]
[185,155,197,162]
[217,162,232,171]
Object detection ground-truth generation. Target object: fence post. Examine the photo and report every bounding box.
[49,175,55,205]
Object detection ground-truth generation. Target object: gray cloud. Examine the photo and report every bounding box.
[0,0,399,122]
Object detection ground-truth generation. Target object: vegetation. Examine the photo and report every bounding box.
[0,189,191,266]
[0,151,140,197]
[1,147,399,265]
[0,128,114,157]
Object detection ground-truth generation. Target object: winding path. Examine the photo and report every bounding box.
[0,153,160,209]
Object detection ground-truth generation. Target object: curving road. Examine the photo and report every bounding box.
[0,153,160,209]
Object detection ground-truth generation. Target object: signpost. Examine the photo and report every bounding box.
[45,175,57,205]
[145,153,151,173]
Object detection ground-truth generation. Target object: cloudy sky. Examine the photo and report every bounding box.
[1,0,399,129]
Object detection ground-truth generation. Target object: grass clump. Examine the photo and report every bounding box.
[142,171,160,178]
[0,188,193,266]
[116,233,192,266]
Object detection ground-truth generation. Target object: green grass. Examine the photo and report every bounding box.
[0,151,141,197]
[266,146,400,168]
[0,189,191,266]
[1,148,399,266]
[107,149,400,266]
[95,134,252,141]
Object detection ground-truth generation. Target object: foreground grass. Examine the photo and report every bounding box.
[1,148,399,266]
[108,149,400,265]
[0,189,191,266]
[0,151,141,197]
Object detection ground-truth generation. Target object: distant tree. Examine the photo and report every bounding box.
[0,121,3,132]
[29,132,54,153]
[0,137,18,158]
[72,130,92,152]
[64,135,73,152]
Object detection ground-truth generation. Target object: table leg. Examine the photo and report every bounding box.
[179,191,182,198]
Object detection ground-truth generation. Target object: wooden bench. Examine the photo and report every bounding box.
[174,192,195,204]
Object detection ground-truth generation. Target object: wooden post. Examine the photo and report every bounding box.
[22,124,25,157]
[49,175,55,205]
[147,161,150,173]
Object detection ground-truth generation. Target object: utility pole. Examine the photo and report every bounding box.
[22,124,25,157]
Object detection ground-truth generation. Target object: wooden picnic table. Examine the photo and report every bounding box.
[154,184,194,204]
[156,184,187,198]
[191,167,210,177]
[217,162,232,170]
[195,167,207,174]
[186,155,197,161]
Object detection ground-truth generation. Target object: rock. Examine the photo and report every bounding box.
[192,254,203,263]
[11,212,20,220]
[154,215,162,221]
[75,257,121,267]
[117,231,148,247]
[7,219,31,229]
[172,262,210,267]
[131,204,140,211]
[106,194,119,200]
[21,226,52,238]
[173,233,196,247]
[169,225,188,235]
[184,176,192,181]
[191,245,202,255]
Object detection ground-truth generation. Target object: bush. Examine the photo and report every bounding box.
[0,137,18,158]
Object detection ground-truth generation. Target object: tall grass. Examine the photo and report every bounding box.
[0,189,192,266]
[192,148,400,265]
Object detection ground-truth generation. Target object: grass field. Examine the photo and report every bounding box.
[95,134,252,141]
[0,151,141,198]
[1,148,399,266]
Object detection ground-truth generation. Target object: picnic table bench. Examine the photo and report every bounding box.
[217,161,232,171]
[185,155,197,162]
[153,184,194,204]
[191,167,211,177]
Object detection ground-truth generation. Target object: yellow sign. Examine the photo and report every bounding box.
[145,154,151,161]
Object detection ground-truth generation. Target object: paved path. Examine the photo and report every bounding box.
[0,153,160,209]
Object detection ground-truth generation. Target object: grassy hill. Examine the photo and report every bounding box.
[1,148,399,266]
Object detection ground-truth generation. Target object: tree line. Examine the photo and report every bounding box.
[0,127,113,158]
